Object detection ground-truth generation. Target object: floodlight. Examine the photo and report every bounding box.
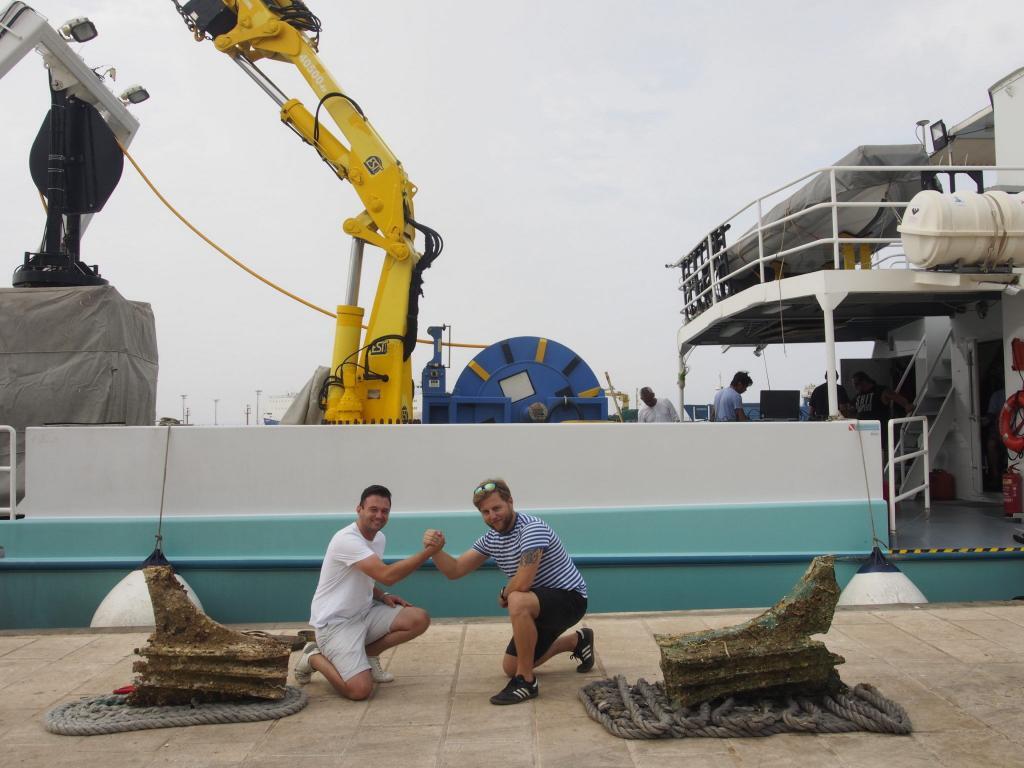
[120,85,150,105]
[59,17,97,43]
[929,120,949,152]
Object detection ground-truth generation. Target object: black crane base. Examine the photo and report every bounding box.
[12,258,108,288]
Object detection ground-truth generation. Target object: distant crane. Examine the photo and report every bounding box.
[604,372,630,421]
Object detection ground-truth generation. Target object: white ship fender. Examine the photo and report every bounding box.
[837,547,928,606]
[90,567,203,627]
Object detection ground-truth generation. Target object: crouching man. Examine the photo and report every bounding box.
[295,484,439,700]
[425,478,594,705]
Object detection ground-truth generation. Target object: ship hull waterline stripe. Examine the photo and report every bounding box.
[4,549,1024,571]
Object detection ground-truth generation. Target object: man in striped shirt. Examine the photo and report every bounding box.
[426,478,595,705]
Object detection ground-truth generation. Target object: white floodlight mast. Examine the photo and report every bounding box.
[0,2,141,235]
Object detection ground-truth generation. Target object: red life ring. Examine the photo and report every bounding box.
[999,390,1024,453]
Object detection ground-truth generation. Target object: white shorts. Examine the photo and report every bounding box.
[316,602,402,681]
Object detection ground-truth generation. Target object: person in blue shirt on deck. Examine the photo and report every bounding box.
[424,478,594,705]
[713,371,753,421]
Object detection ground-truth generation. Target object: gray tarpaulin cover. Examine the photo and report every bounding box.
[0,286,157,506]
[280,366,329,425]
[726,144,928,276]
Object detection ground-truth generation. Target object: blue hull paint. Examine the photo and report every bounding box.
[4,500,1021,629]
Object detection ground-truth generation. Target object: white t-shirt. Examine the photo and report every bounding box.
[309,522,383,629]
[638,398,681,423]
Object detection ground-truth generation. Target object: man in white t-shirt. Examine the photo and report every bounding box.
[294,484,442,700]
[638,387,681,423]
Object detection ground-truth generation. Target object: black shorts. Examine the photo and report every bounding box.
[505,587,587,660]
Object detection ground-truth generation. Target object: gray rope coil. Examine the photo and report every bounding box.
[578,676,912,739]
[44,686,308,736]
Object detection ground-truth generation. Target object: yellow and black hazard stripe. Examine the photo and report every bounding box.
[889,546,1024,555]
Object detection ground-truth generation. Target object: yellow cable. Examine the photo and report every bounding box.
[120,143,336,318]
[120,143,487,349]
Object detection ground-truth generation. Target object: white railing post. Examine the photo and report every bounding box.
[922,418,931,514]
[888,419,896,535]
[707,234,717,305]
[887,415,930,537]
[756,198,766,284]
[1,425,16,521]
[829,168,840,269]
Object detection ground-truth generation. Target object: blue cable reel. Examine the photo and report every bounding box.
[421,332,608,424]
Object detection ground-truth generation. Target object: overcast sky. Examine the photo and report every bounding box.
[2,1,1021,424]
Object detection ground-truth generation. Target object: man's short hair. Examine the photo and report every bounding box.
[852,371,872,384]
[639,386,653,396]
[731,371,753,387]
[359,484,392,506]
[472,478,512,508]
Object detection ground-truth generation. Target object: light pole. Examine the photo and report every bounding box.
[245,404,251,425]
[181,394,187,424]
[255,389,262,426]
[214,398,219,426]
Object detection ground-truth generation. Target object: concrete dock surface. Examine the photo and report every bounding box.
[2,602,1024,767]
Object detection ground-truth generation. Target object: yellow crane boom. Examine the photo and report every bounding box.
[173,0,441,424]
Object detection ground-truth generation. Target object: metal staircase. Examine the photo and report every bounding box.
[895,329,954,497]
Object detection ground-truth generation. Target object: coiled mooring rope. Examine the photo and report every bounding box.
[44,686,308,736]
[578,676,912,739]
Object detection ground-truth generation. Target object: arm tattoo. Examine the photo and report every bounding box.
[520,548,542,566]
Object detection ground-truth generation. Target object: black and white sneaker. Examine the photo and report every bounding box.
[571,627,595,673]
[489,674,538,705]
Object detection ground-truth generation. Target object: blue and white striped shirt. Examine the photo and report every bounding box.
[473,513,587,597]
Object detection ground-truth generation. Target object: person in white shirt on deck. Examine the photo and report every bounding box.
[638,387,682,422]
[293,484,441,701]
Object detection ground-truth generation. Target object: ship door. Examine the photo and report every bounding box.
[977,339,1006,493]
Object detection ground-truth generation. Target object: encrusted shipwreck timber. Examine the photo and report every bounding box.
[130,566,290,706]
[44,566,308,735]
[658,555,843,706]
[579,557,913,738]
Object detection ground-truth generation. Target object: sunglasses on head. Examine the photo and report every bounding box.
[473,481,499,497]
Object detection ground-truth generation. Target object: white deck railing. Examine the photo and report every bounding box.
[673,164,1024,321]
[1,425,15,521]
[888,415,931,536]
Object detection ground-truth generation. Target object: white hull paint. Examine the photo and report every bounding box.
[20,421,883,518]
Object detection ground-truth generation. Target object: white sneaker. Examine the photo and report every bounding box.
[294,642,320,685]
[368,655,394,683]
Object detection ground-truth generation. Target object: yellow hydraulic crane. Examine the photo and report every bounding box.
[172,0,441,424]
[603,372,630,421]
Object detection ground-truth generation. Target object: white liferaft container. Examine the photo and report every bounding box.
[899,189,1024,269]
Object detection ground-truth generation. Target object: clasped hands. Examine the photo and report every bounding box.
[422,528,445,554]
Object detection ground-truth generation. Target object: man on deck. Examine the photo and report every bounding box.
[294,484,439,700]
[713,371,752,421]
[808,372,852,420]
[851,371,913,436]
[638,387,681,422]
[425,478,595,705]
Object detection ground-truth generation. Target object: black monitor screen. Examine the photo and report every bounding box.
[759,390,800,421]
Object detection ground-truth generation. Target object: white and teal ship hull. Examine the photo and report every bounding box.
[2,422,1021,629]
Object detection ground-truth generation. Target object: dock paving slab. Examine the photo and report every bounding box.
[2,603,1023,767]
